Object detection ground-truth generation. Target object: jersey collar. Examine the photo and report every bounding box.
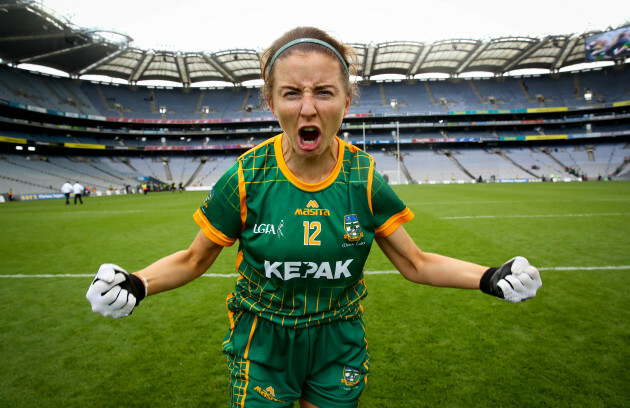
[275,133,344,192]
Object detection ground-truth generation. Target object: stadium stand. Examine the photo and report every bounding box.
[0,154,140,194]
[2,64,629,119]
[0,66,100,115]
[1,62,629,197]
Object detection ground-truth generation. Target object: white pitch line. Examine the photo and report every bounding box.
[440,213,630,220]
[0,274,97,278]
[537,266,630,271]
[366,266,630,272]
[0,273,241,278]
[1,266,629,279]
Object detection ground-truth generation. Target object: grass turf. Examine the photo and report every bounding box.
[0,182,628,407]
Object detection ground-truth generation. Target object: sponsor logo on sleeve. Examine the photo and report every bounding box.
[202,189,214,208]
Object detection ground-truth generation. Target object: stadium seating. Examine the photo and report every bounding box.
[3,64,630,118]
[0,66,101,115]
[1,63,629,196]
[0,154,141,194]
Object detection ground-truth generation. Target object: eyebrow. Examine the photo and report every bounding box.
[277,84,339,92]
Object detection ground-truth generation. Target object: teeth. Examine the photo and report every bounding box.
[300,127,319,146]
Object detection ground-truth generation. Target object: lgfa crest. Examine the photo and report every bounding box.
[343,214,363,242]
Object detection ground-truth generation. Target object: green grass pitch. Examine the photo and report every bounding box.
[0,182,629,407]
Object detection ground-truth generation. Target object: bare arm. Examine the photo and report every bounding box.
[133,230,223,296]
[375,225,487,289]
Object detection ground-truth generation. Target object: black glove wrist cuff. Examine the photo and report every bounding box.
[480,267,499,296]
[127,273,146,306]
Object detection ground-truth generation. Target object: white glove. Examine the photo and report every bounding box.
[86,264,138,319]
[480,256,542,303]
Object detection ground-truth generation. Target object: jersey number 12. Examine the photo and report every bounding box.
[303,221,321,246]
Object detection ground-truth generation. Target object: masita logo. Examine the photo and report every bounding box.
[295,200,330,216]
[254,386,284,403]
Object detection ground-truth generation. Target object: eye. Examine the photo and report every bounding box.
[282,90,300,99]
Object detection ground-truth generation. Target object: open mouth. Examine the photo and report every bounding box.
[298,126,321,149]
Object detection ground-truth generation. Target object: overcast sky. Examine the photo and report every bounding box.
[42,0,629,53]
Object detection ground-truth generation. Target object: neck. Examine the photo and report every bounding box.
[282,136,339,184]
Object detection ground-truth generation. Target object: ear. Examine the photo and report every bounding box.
[343,95,352,116]
[267,98,277,118]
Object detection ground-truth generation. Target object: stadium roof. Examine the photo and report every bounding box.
[0,0,616,86]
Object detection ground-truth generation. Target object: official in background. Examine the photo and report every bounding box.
[73,181,84,205]
[61,181,73,205]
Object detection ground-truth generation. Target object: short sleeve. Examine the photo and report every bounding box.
[193,161,242,246]
[370,170,414,237]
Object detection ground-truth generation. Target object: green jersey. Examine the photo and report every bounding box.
[194,134,413,328]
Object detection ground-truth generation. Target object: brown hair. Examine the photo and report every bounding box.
[260,26,359,106]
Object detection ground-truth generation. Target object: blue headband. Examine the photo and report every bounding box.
[267,38,349,76]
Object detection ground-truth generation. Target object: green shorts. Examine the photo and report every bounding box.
[222,312,369,408]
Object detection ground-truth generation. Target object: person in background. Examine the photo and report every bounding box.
[73,181,84,205]
[61,181,73,205]
[86,26,542,408]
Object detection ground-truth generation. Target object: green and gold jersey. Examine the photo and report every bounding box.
[194,134,413,328]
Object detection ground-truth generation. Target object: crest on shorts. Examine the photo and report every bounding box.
[341,366,361,386]
[343,214,363,242]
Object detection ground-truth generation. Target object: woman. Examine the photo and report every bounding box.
[87,27,542,408]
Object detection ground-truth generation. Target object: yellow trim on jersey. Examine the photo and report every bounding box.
[226,291,237,330]
[238,134,275,158]
[339,139,374,213]
[274,133,344,192]
[375,207,415,237]
[237,161,247,231]
[367,155,374,215]
[193,208,237,246]
[235,249,244,269]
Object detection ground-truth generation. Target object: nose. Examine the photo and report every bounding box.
[300,95,317,117]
